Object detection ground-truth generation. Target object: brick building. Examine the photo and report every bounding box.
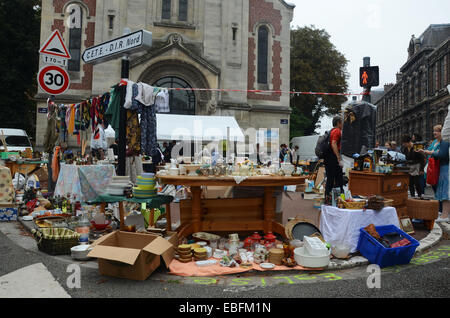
[376,24,450,144]
[35,0,295,148]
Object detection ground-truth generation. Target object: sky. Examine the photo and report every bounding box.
[288,0,450,135]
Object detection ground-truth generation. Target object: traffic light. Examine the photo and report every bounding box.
[359,66,379,87]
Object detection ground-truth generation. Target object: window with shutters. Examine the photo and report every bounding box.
[162,0,171,20]
[257,26,269,84]
[179,0,188,21]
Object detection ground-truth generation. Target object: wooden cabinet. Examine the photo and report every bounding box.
[349,171,409,217]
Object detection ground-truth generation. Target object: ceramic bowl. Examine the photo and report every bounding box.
[294,246,330,268]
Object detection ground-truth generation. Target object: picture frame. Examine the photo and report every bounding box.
[399,216,415,235]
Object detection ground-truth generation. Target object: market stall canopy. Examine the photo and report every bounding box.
[156,114,245,142]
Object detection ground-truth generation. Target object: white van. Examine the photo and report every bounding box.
[290,135,320,161]
[0,129,33,152]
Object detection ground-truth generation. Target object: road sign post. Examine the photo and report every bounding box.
[82,29,152,176]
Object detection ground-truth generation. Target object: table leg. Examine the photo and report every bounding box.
[166,203,172,231]
[263,186,275,234]
[119,201,125,231]
[191,186,202,234]
[150,208,155,227]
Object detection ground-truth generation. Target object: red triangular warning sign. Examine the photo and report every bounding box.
[39,30,71,59]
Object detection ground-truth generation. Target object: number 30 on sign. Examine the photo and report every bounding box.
[37,65,70,95]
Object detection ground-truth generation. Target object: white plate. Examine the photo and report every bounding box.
[22,216,33,221]
[260,263,275,269]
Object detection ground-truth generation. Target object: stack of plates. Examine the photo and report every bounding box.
[133,174,157,198]
[136,175,156,190]
[133,187,157,198]
[106,176,132,196]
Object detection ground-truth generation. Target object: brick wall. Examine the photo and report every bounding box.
[51,0,96,91]
[247,0,283,101]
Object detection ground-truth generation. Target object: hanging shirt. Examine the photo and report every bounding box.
[136,83,157,106]
[124,80,135,109]
[155,88,170,113]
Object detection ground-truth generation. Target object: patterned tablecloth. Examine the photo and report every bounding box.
[54,164,115,202]
[0,166,15,203]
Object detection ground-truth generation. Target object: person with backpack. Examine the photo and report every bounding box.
[323,116,344,198]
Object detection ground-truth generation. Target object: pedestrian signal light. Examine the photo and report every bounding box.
[359,66,379,87]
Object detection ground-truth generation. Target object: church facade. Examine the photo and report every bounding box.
[35,0,295,149]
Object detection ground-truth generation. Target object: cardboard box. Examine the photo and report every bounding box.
[88,231,175,281]
[0,204,18,221]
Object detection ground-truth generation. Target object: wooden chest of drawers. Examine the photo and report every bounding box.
[349,171,409,217]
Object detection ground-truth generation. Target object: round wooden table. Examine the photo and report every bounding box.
[158,175,306,238]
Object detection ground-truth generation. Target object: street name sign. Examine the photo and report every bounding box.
[82,30,152,65]
[37,65,70,95]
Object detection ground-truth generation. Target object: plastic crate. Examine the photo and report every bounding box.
[357,225,419,268]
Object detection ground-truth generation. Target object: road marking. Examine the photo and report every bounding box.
[0,263,71,298]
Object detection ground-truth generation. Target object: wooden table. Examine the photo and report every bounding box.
[5,161,46,178]
[158,175,306,239]
[348,171,409,217]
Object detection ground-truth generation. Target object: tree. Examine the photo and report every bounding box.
[0,0,41,138]
[290,26,349,137]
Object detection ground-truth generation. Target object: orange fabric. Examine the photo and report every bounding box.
[52,146,61,183]
[68,105,76,134]
[168,259,322,277]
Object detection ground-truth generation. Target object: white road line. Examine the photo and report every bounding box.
[0,263,71,298]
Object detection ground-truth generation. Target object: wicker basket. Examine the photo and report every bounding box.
[32,228,80,255]
[342,200,367,210]
[406,198,439,220]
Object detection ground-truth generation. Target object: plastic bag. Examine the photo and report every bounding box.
[426,157,439,186]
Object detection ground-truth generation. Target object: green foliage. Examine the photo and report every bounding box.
[0,0,41,138]
[290,25,349,137]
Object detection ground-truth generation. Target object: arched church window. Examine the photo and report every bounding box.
[153,76,196,115]
[257,26,269,84]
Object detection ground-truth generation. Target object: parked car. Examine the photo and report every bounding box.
[0,129,33,152]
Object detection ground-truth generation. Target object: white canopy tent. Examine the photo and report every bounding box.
[156,114,245,142]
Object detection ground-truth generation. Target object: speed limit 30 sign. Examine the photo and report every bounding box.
[37,65,70,95]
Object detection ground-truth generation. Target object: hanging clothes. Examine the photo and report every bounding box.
[126,110,141,156]
[43,104,59,154]
[67,104,76,135]
[135,83,156,106]
[139,103,157,156]
[52,146,61,183]
[105,85,122,139]
[155,88,170,113]
[124,80,135,109]
[126,155,143,184]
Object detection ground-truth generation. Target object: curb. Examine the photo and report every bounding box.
[327,222,444,270]
[16,217,446,272]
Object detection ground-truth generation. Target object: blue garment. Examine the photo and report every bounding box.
[432,141,450,201]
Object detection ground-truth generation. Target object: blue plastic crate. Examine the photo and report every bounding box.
[357,225,419,268]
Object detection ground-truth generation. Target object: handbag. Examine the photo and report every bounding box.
[426,157,440,186]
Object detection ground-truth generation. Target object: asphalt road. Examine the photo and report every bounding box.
[0,224,449,299]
